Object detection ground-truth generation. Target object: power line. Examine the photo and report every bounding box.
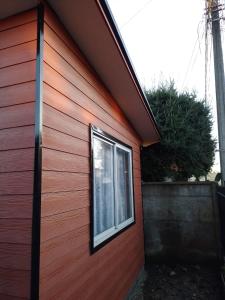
[121,0,153,28]
[205,0,210,103]
[207,32,213,104]
[182,20,205,89]
[182,38,199,88]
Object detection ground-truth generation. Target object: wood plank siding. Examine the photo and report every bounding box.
[0,5,146,299]
[40,7,144,300]
[0,10,37,300]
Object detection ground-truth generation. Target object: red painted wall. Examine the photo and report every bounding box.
[0,6,146,299]
[39,7,145,300]
[0,10,37,299]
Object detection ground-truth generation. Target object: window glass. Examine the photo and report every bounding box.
[116,147,132,225]
[93,137,115,236]
[92,128,134,248]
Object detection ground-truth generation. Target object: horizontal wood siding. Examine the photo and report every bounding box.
[40,7,144,300]
[0,10,37,299]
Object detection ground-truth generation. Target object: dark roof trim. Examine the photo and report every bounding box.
[98,0,161,138]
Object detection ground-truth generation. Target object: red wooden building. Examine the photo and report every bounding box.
[0,1,160,299]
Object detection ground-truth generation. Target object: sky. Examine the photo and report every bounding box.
[107,0,220,172]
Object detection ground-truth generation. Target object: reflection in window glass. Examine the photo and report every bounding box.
[116,147,132,224]
[93,137,114,235]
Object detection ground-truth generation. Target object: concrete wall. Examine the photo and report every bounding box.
[142,182,221,264]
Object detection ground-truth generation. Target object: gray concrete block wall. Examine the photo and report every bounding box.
[142,182,221,264]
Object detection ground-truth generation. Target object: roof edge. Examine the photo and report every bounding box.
[97,0,161,139]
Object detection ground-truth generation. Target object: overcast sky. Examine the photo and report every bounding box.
[108,0,220,172]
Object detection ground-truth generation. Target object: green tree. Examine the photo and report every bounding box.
[142,82,216,181]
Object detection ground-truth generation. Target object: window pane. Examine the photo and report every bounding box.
[116,147,132,224]
[93,137,114,236]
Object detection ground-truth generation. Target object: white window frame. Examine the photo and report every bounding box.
[92,127,135,249]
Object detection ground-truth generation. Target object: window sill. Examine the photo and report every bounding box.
[92,217,135,252]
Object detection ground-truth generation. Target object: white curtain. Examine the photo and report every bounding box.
[93,137,114,236]
[116,147,132,224]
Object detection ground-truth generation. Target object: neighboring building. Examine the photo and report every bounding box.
[0,1,160,299]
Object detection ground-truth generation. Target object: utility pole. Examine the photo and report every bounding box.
[208,0,225,185]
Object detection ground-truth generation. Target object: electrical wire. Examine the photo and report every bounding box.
[206,0,225,106]
[182,20,205,89]
[205,29,213,106]
[207,34,213,104]
[205,0,210,103]
[121,0,153,28]
[182,38,199,88]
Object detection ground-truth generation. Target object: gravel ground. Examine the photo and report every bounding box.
[131,264,223,300]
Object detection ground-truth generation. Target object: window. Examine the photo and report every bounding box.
[91,126,135,249]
